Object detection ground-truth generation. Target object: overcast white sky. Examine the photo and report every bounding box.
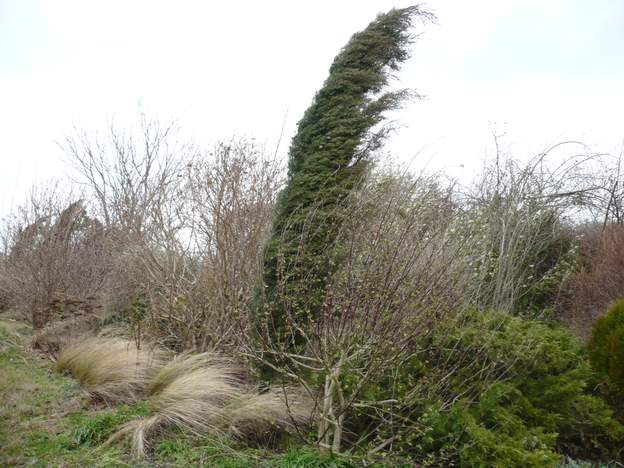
[1,0,623,217]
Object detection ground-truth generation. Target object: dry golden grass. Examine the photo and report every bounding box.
[106,353,244,456]
[149,363,245,435]
[225,388,313,444]
[106,353,314,457]
[104,414,163,458]
[55,336,167,403]
[145,352,235,397]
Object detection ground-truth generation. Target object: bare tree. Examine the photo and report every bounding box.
[64,116,284,351]
[130,139,283,351]
[63,112,191,237]
[0,183,110,328]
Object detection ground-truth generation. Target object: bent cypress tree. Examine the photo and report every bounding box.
[256,6,431,362]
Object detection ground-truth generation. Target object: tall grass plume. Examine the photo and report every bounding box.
[55,335,167,403]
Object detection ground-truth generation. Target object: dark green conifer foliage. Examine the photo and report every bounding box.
[256,7,431,353]
[589,299,624,393]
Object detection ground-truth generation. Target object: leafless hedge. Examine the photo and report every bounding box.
[0,184,111,328]
[63,117,283,351]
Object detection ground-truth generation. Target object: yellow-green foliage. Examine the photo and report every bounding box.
[589,299,624,393]
[55,336,167,403]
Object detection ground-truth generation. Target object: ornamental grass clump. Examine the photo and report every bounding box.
[145,352,235,397]
[55,335,167,403]
[108,353,313,457]
[225,388,314,445]
[147,357,246,436]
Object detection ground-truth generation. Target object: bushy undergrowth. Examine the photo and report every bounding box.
[588,299,624,394]
[352,310,624,466]
[20,149,624,464]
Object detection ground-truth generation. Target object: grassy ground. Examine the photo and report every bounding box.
[0,317,354,467]
[2,317,603,467]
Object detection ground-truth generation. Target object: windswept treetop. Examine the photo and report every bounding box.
[258,6,434,350]
[287,5,430,181]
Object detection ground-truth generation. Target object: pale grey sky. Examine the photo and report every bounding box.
[1,0,623,216]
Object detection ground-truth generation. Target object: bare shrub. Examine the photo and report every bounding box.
[63,115,191,324]
[460,142,602,315]
[65,117,282,352]
[118,141,280,351]
[562,224,624,337]
[581,148,624,226]
[63,114,190,236]
[0,184,111,328]
[178,141,282,351]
